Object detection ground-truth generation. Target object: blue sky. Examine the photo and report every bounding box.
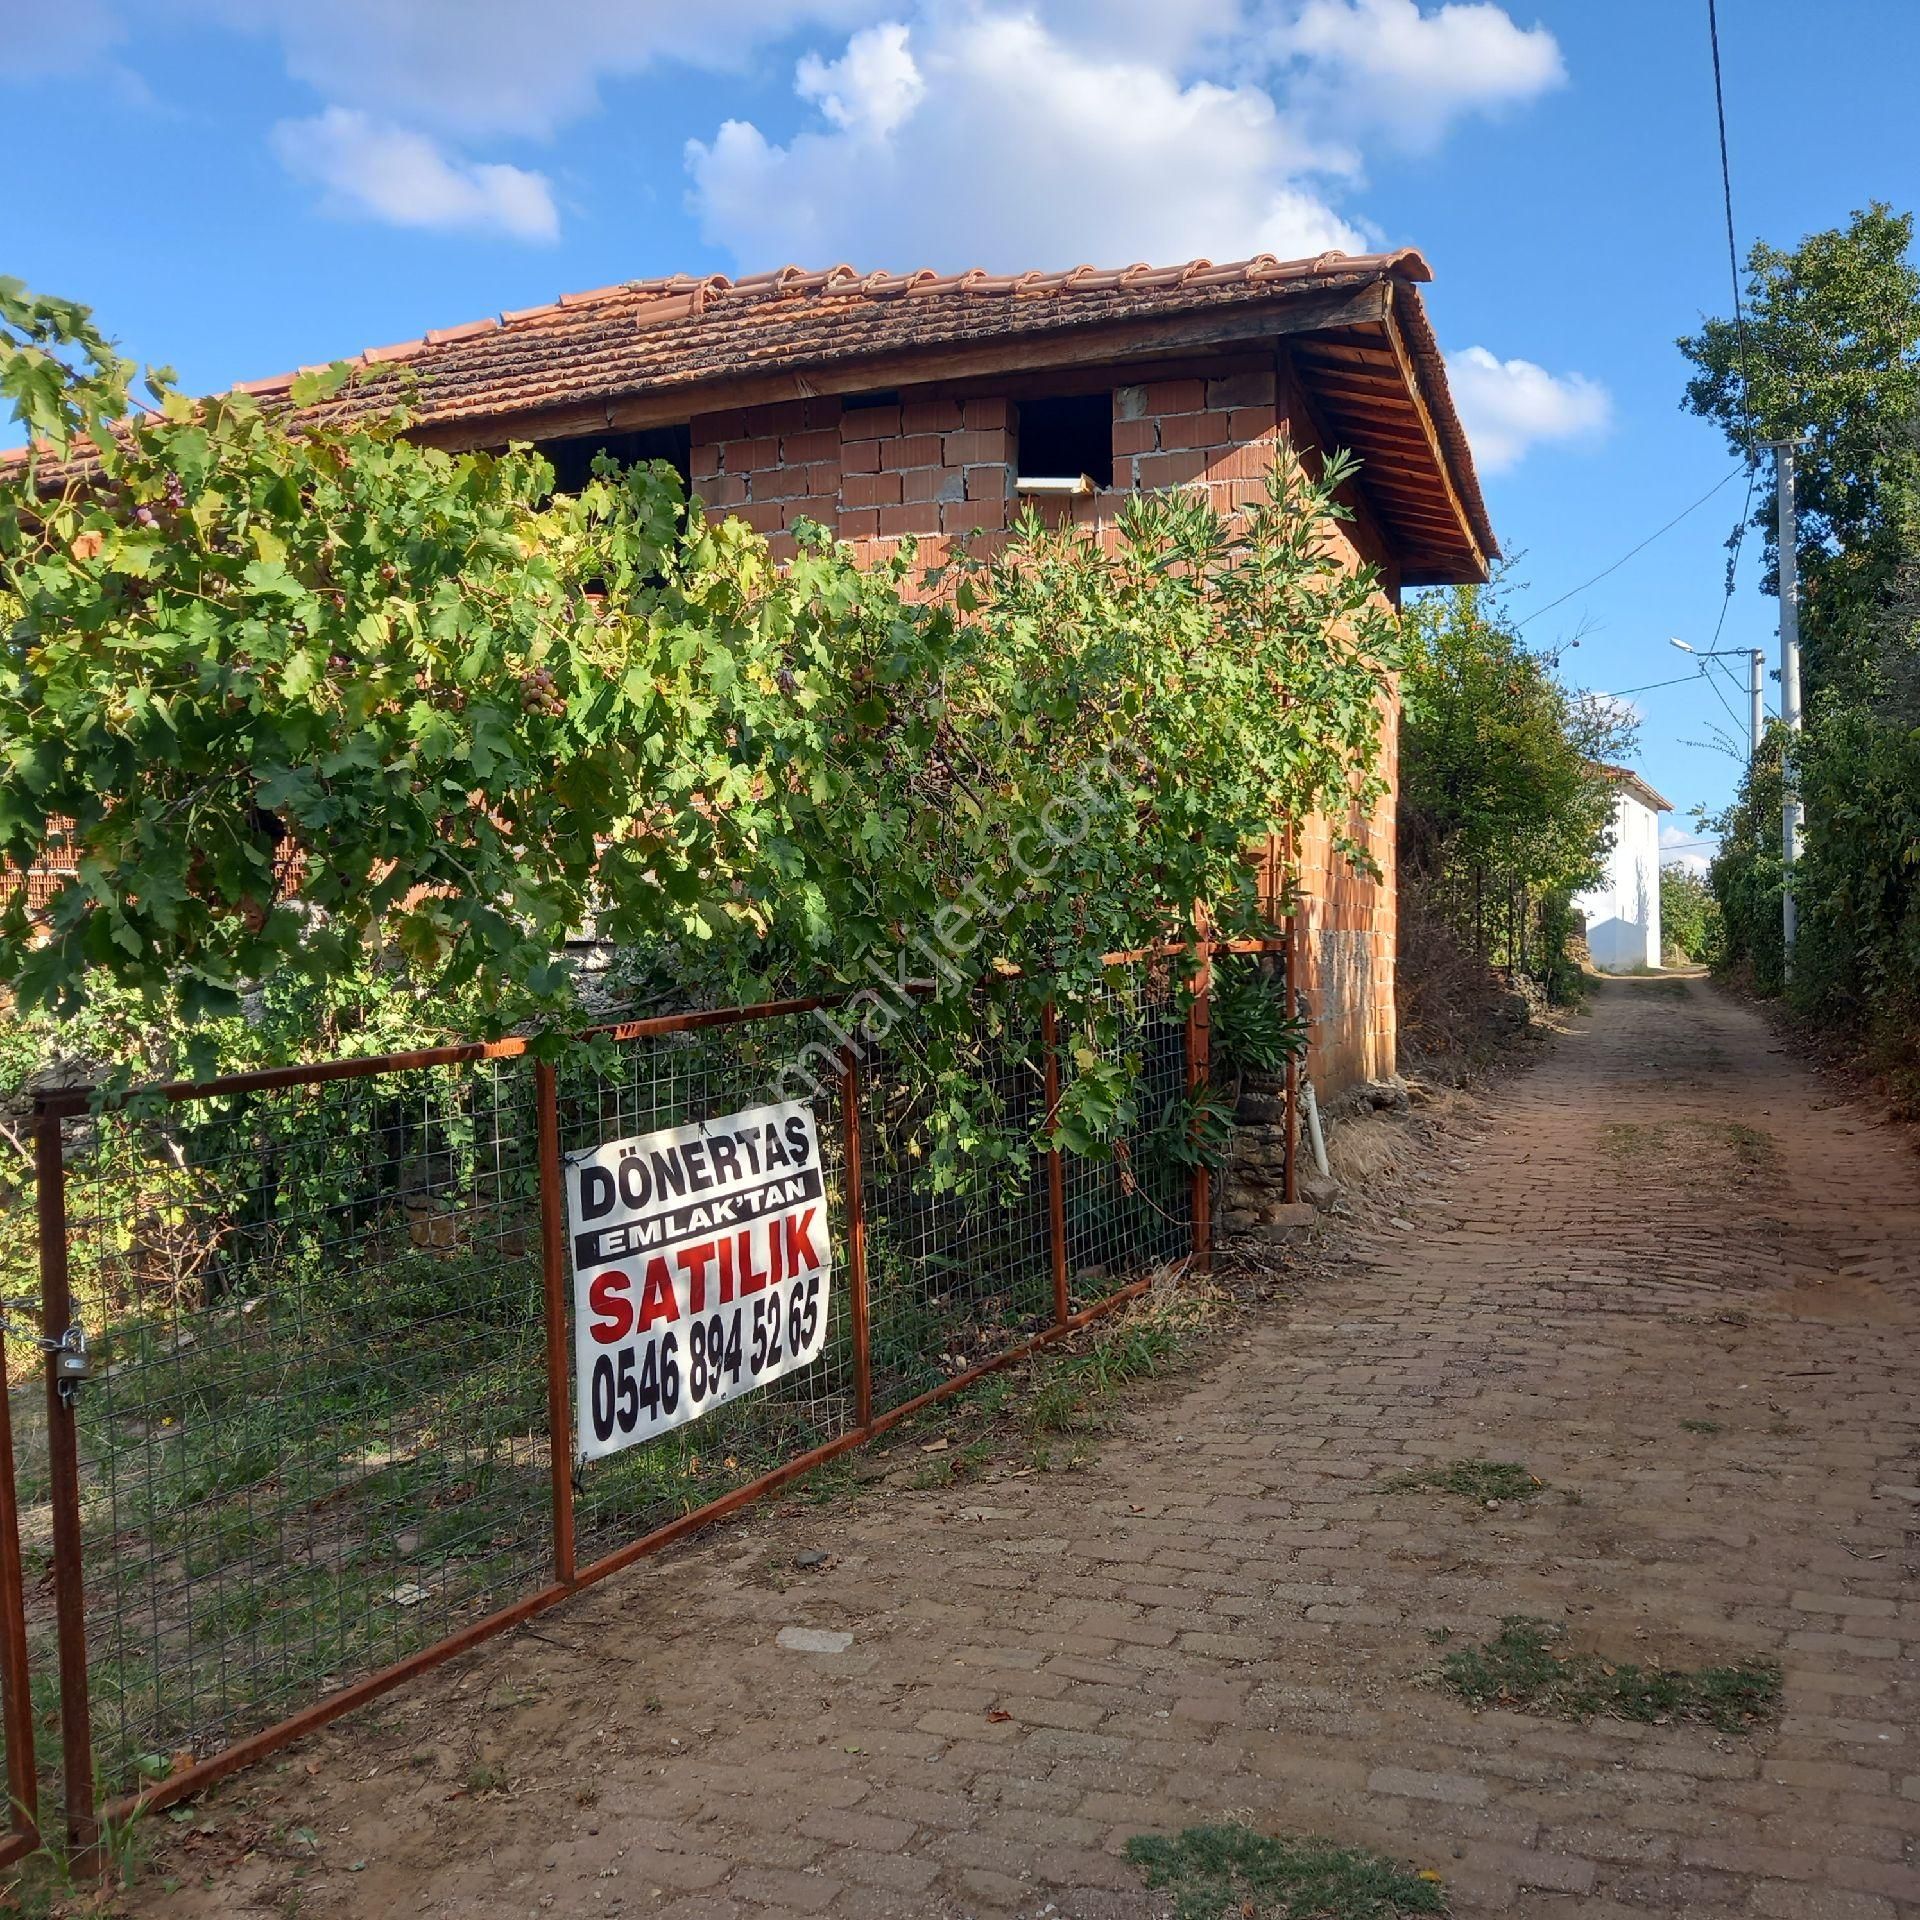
[4,0,1915,862]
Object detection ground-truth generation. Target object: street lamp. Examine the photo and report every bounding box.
[1670,637,1764,763]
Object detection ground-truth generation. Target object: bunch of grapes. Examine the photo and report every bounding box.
[520,665,566,716]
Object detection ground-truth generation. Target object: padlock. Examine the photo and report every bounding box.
[52,1324,90,1404]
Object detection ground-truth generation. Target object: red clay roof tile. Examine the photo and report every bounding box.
[2,248,1493,572]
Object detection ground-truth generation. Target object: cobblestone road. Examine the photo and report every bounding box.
[144,977,1920,1919]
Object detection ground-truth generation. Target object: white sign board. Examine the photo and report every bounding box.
[566,1101,832,1462]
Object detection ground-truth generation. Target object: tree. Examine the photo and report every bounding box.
[1679,203,1920,703]
[1398,574,1631,989]
[1658,865,1721,967]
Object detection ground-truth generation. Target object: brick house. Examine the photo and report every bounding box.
[244,249,1496,1089]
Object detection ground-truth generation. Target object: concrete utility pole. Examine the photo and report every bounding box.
[1768,439,1805,981]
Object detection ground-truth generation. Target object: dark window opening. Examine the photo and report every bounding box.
[840,389,900,411]
[533,425,691,496]
[1015,393,1112,489]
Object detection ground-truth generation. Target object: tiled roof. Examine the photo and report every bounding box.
[4,248,1494,570]
[1595,763,1676,814]
[251,249,1434,421]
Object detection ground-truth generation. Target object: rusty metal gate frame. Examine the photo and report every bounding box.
[5,932,1294,1863]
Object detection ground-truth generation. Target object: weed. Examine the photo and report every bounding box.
[1440,1616,1781,1731]
[2,1803,151,1916]
[1719,1122,1773,1166]
[1598,1120,1659,1160]
[787,1457,864,1508]
[1126,1823,1445,1919]
[1025,1378,1092,1437]
[1599,1117,1773,1172]
[1076,1319,1185,1393]
[1679,1418,1723,1435]
[911,1438,995,1490]
[1380,1459,1544,1503]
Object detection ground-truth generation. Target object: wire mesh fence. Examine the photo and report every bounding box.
[1063,969,1195,1313]
[60,1058,551,1795]
[2,948,1246,1849]
[859,988,1057,1414]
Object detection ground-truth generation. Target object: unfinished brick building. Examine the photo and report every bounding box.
[252,248,1496,1090]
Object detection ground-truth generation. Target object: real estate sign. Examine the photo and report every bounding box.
[565,1101,832,1462]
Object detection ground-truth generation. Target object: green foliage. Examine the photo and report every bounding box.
[1209,952,1307,1077]
[1790,701,1920,1073]
[1659,864,1722,966]
[3,279,1401,1158]
[1127,1825,1446,1919]
[1683,207,1920,1089]
[1700,731,1787,995]
[1399,573,1628,996]
[1441,1616,1781,1731]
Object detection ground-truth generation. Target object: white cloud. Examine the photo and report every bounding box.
[1581,690,1643,728]
[271,109,559,242]
[1444,345,1611,473]
[1282,0,1566,149]
[208,0,891,140]
[797,22,923,137]
[688,13,1373,272]
[1660,823,1714,876]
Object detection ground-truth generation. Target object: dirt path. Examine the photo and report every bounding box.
[133,977,1920,1919]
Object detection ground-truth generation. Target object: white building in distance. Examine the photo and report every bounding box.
[1575,765,1673,972]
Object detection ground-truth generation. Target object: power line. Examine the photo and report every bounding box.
[1698,652,1747,739]
[1606,671,1707,697]
[1513,464,1745,630]
[1704,0,1762,653]
[1707,0,1758,459]
[1705,644,1769,719]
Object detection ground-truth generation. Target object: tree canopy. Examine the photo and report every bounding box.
[1679,202,1920,703]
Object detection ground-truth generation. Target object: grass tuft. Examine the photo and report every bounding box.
[1440,1616,1781,1732]
[1379,1458,1543,1503]
[1126,1824,1446,1919]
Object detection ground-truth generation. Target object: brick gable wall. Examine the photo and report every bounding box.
[688,354,1398,1094]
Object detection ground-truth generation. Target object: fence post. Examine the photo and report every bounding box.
[33,1109,95,1853]
[0,1315,39,1849]
[534,1062,577,1586]
[1185,913,1213,1271]
[1283,913,1301,1206]
[839,1054,873,1432]
[1041,999,1069,1326]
